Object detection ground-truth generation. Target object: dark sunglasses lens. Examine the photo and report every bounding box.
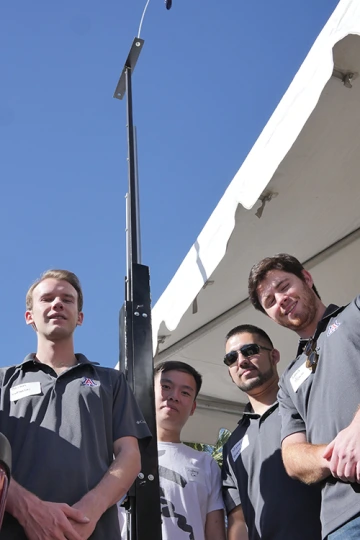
[224,351,238,366]
[241,344,260,358]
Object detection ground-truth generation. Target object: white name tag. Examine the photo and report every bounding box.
[10,382,41,402]
[290,361,311,393]
[231,434,249,462]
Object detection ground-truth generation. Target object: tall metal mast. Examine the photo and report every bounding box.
[114,38,162,540]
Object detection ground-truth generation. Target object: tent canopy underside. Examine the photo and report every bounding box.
[151,1,360,444]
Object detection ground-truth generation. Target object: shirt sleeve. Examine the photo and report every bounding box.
[206,456,225,513]
[112,372,152,443]
[221,444,241,515]
[278,373,306,443]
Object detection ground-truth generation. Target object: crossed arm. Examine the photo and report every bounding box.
[282,408,360,484]
[6,436,140,540]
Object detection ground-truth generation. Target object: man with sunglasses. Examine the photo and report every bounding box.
[222,324,321,540]
[248,253,360,539]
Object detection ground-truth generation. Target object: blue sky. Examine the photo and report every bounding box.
[0,0,339,368]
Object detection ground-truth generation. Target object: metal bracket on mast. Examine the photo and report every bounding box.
[113,38,144,101]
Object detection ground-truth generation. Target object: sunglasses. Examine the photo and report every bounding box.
[304,338,319,372]
[224,344,273,367]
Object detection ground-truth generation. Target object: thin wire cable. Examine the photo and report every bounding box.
[138,0,151,38]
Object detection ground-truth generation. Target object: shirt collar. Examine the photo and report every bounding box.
[16,353,99,369]
[296,303,341,356]
[239,400,278,423]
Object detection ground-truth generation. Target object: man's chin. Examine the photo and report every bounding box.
[44,329,73,340]
[279,315,305,331]
[157,417,183,432]
[238,377,261,392]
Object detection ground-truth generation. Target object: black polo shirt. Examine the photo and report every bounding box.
[278,297,360,538]
[0,354,151,539]
[222,402,321,539]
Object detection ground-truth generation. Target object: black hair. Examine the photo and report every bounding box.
[154,360,202,397]
[225,324,273,348]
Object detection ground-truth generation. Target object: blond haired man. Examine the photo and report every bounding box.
[0,270,151,540]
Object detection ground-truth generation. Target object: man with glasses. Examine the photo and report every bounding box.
[222,324,321,540]
[248,253,360,539]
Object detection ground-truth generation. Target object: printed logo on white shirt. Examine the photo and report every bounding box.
[231,434,250,462]
[290,361,311,393]
[10,382,41,401]
[185,467,200,481]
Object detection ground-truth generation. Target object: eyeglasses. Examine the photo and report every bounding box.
[223,344,273,367]
[304,338,319,372]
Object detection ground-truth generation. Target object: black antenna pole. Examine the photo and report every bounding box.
[114,38,163,540]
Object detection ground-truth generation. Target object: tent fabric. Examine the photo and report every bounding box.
[150,0,360,443]
[152,0,360,351]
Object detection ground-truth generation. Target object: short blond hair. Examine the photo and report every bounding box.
[26,269,83,311]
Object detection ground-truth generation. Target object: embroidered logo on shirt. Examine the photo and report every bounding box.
[327,319,341,337]
[80,377,99,387]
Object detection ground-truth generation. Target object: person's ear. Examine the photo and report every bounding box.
[228,368,236,384]
[25,311,37,331]
[270,348,280,366]
[190,400,197,416]
[77,312,84,326]
[302,269,313,288]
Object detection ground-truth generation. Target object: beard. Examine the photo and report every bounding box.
[237,365,275,392]
[278,286,318,333]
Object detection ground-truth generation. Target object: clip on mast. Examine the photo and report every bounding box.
[113,38,162,540]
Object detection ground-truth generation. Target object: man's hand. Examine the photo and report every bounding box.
[6,479,89,540]
[323,419,360,482]
[21,500,90,540]
[70,494,103,540]
[68,436,141,539]
[68,437,141,539]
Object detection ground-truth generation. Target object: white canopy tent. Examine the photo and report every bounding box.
[151,0,360,444]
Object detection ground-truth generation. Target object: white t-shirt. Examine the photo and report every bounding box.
[118,442,224,540]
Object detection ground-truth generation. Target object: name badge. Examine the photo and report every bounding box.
[10,382,41,402]
[290,361,311,393]
[231,434,249,462]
